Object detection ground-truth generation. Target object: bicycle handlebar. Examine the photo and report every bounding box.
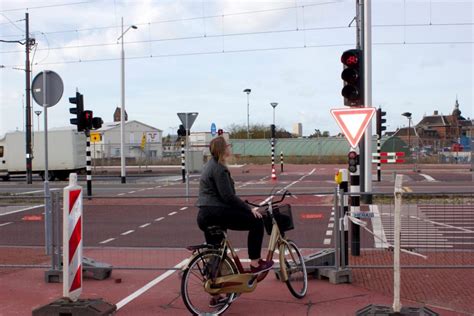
[245,190,291,207]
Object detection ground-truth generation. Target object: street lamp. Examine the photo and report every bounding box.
[243,89,251,139]
[117,18,138,184]
[270,102,278,126]
[402,112,418,171]
[34,110,42,132]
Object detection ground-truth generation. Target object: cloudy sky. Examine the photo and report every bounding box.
[0,0,472,137]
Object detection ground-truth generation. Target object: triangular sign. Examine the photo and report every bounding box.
[177,112,199,130]
[330,107,376,148]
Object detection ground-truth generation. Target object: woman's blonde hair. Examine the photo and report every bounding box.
[209,136,228,163]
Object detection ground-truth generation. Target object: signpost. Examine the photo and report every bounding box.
[331,107,375,256]
[31,70,64,255]
[178,112,198,199]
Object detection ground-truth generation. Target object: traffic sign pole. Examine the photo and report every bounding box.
[350,146,361,257]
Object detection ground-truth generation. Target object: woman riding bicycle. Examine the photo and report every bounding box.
[197,136,274,275]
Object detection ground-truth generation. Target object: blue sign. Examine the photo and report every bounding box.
[210,123,217,136]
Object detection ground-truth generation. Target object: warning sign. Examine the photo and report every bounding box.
[90,132,101,143]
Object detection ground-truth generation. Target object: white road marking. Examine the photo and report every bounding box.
[328,223,334,228]
[0,222,13,227]
[99,238,115,244]
[155,217,165,222]
[326,230,333,236]
[117,193,126,196]
[180,207,188,211]
[116,258,190,310]
[128,191,136,194]
[168,212,177,216]
[138,189,146,192]
[121,230,134,236]
[329,217,334,222]
[0,205,44,217]
[419,173,437,182]
[139,223,151,228]
[323,238,331,245]
[147,187,154,190]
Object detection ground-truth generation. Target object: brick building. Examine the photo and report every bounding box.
[393,98,472,151]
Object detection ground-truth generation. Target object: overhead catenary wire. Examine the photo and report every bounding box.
[1,21,472,55]
[0,0,96,13]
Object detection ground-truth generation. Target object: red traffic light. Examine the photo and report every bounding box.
[217,129,223,136]
[348,151,357,159]
[341,51,359,66]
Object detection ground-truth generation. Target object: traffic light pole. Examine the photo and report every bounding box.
[86,130,92,199]
[362,0,373,203]
[350,147,361,256]
[376,133,381,182]
[181,137,185,183]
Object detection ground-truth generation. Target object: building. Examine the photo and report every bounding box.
[90,120,163,162]
[292,123,303,137]
[189,132,230,155]
[393,98,472,151]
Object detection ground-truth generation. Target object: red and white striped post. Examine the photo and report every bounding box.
[63,173,83,301]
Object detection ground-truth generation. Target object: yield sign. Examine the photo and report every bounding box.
[177,112,199,130]
[330,107,376,148]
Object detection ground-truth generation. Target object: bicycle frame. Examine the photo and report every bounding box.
[202,200,292,295]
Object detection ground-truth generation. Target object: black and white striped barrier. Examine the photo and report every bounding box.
[280,151,284,173]
[350,147,360,256]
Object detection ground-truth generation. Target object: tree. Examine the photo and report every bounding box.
[309,129,330,138]
[227,124,293,139]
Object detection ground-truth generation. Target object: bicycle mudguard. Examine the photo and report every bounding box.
[204,273,258,294]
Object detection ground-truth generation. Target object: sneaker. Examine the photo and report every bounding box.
[250,259,274,274]
[209,295,228,308]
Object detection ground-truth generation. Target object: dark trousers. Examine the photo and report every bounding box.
[197,206,264,260]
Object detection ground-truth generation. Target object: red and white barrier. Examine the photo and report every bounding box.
[372,152,405,164]
[63,173,83,301]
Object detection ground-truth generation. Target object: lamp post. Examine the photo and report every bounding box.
[34,110,42,132]
[117,17,138,184]
[270,102,278,126]
[243,89,251,139]
[402,112,417,171]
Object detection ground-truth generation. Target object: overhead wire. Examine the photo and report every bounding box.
[0,0,96,13]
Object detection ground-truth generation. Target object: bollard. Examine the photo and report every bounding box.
[86,131,92,199]
[280,151,284,172]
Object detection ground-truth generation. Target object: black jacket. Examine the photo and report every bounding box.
[197,158,250,211]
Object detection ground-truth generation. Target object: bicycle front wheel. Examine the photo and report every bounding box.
[181,250,237,315]
[280,240,308,299]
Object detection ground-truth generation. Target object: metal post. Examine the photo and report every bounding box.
[271,138,275,173]
[334,187,340,271]
[247,93,250,139]
[393,174,403,312]
[120,17,126,184]
[340,169,349,266]
[280,151,283,172]
[86,131,92,198]
[377,133,381,181]
[350,147,361,256]
[25,12,33,184]
[363,0,373,203]
[43,71,52,255]
[181,138,186,183]
[185,115,190,200]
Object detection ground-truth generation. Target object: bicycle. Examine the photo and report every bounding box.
[180,190,308,315]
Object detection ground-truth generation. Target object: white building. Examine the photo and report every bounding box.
[189,132,229,155]
[293,123,303,137]
[91,120,163,161]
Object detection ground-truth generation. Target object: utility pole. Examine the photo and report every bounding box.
[25,13,33,184]
[363,0,373,203]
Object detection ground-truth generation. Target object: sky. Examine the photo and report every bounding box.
[0,0,472,137]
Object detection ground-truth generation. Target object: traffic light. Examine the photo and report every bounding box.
[217,129,223,136]
[348,151,358,173]
[270,124,276,138]
[177,125,186,137]
[69,92,84,131]
[83,110,93,130]
[376,108,387,136]
[341,49,364,106]
[92,117,103,130]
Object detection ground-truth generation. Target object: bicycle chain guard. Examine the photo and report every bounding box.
[204,273,258,294]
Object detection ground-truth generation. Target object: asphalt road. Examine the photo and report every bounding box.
[0,164,472,255]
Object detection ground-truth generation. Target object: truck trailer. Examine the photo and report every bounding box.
[0,129,86,181]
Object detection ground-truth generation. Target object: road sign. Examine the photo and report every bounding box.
[140,133,146,150]
[211,123,216,136]
[31,70,64,107]
[177,112,198,130]
[90,132,101,143]
[330,107,376,148]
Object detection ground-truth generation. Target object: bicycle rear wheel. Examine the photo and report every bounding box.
[280,240,308,298]
[181,250,237,315]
